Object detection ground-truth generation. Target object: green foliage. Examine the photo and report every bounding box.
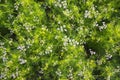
[0,0,120,80]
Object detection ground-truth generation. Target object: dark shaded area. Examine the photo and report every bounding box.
[26,62,43,80]
[0,0,5,4]
[26,61,58,80]
[83,40,105,59]
[0,26,17,41]
[92,67,105,80]
[97,19,110,26]
[34,0,45,2]
[83,43,91,58]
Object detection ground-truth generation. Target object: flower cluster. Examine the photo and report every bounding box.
[17,45,26,52]
[19,58,27,64]
[44,45,53,54]
[89,49,96,55]
[95,21,107,31]
[62,36,79,47]
[54,0,67,9]
[57,25,67,32]
[56,69,62,77]
[67,67,74,79]
[84,10,91,18]
[105,53,112,60]
[23,23,35,32]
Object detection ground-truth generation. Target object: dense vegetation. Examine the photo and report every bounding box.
[0,0,120,80]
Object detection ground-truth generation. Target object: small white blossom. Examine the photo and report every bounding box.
[78,71,83,77]
[84,10,91,18]
[11,73,16,79]
[19,58,27,64]
[56,69,62,76]
[17,45,26,51]
[89,49,96,55]
[0,42,4,46]
[58,21,61,24]
[45,45,53,54]
[106,54,112,60]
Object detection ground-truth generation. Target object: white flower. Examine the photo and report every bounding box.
[11,73,16,79]
[78,71,83,76]
[0,42,4,46]
[58,0,61,2]
[59,4,62,8]
[2,57,7,62]
[17,45,26,51]
[64,29,67,32]
[84,10,91,18]
[89,49,96,55]
[45,45,53,54]
[58,21,61,24]
[63,25,66,28]
[106,54,112,60]
[19,58,27,64]
[56,69,62,76]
